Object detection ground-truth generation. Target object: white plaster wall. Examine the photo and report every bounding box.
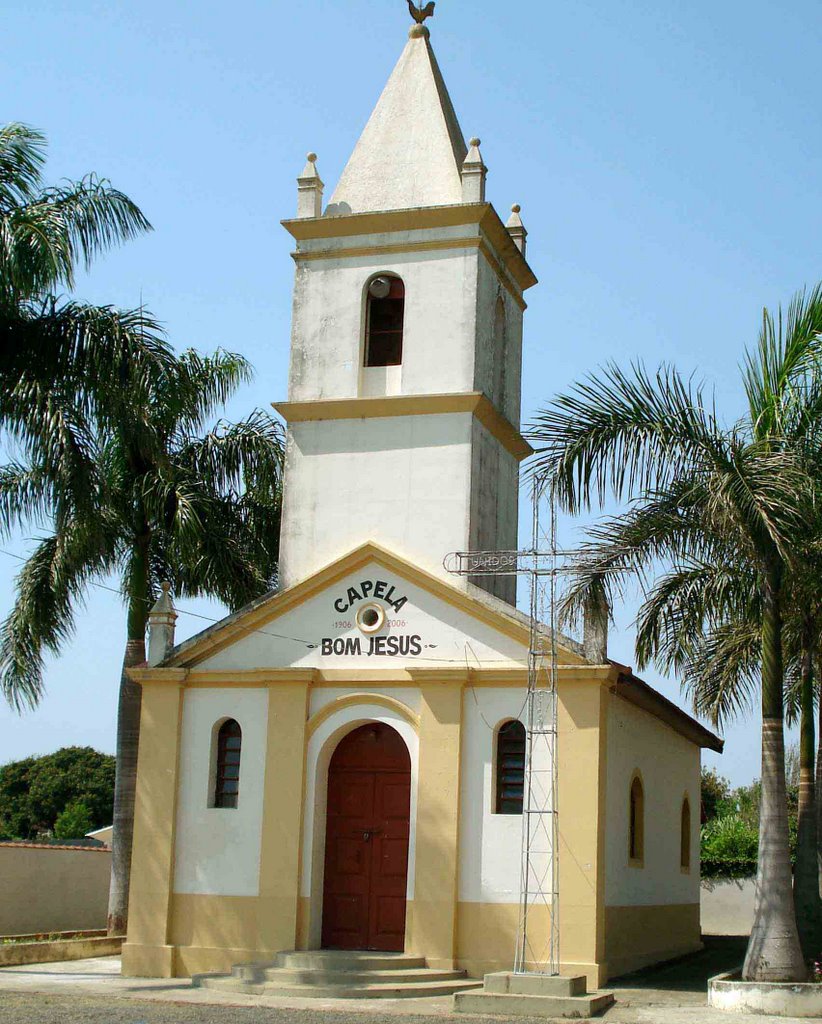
[288,241,478,403]
[278,412,474,589]
[458,686,527,903]
[701,878,755,936]
[173,688,268,897]
[468,419,520,605]
[300,701,419,947]
[604,694,701,906]
[196,558,528,672]
[473,257,524,427]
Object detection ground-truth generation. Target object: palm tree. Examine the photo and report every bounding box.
[529,286,822,981]
[0,347,285,933]
[1,121,169,392]
[1,121,174,555]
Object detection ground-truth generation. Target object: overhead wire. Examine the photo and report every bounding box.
[0,546,531,669]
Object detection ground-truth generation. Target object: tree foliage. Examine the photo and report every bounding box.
[0,747,115,840]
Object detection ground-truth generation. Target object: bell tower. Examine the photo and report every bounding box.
[276,22,537,604]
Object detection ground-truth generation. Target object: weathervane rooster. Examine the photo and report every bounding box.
[407,0,435,24]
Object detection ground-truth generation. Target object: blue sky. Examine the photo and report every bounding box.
[2,0,820,785]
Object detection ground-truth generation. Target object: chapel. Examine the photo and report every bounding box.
[122,15,723,990]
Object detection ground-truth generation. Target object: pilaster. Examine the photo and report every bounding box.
[257,679,312,951]
[121,680,184,977]
[557,676,610,985]
[407,677,464,967]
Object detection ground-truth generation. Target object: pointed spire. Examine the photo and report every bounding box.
[326,26,467,215]
[296,152,324,219]
[506,204,527,256]
[461,137,487,203]
[147,582,178,666]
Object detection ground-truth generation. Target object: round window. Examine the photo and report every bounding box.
[356,602,385,634]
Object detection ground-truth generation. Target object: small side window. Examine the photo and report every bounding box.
[495,719,526,814]
[214,719,242,808]
[364,275,404,366]
[629,774,644,865]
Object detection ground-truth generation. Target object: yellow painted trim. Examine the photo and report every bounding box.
[187,669,317,687]
[128,668,188,685]
[160,541,585,669]
[556,677,608,972]
[129,665,568,689]
[306,692,420,737]
[280,202,537,292]
[603,903,701,980]
[283,203,490,239]
[257,681,311,952]
[273,392,533,462]
[407,679,464,966]
[123,682,184,963]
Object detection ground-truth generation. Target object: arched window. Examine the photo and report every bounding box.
[495,719,526,814]
[680,796,691,870]
[214,719,242,808]
[364,275,404,367]
[629,774,644,864]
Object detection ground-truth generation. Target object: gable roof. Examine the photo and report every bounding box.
[326,27,468,215]
[162,541,584,669]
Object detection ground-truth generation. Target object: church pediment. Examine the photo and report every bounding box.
[161,542,585,672]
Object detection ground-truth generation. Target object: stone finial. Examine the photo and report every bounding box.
[147,581,178,667]
[506,203,528,256]
[461,137,487,203]
[296,152,324,219]
[582,588,609,665]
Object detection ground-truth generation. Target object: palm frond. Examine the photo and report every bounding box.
[0,123,45,210]
[681,620,762,727]
[528,362,728,513]
[0,521,122,710]
[0,175,151,300]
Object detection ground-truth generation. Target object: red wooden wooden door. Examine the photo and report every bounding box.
[321,723,411,951]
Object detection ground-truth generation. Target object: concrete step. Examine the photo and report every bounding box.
[232,966,469,985]
[454,989,615,1018]
[275,951,427,971]
[196,975,483,999]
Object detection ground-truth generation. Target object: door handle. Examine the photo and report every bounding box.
[360,828,383,842]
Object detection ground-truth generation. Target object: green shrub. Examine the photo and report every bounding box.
[701,814,759,878]
[53,801,95,841]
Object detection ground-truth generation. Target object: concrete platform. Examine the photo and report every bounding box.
[454,970,615,1018]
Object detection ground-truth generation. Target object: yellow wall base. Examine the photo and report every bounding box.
[604,903,701,979]
[121,942,175,978]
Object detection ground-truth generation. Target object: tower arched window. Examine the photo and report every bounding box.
[214,719,242,808]
[680,795,691,870]
[364,275,404,366]
[629,774,644,865]
[495,719,526,814]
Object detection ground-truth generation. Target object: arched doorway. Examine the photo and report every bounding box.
[321,722,411,951]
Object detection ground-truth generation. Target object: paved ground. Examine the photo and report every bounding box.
[0,937,810,1023]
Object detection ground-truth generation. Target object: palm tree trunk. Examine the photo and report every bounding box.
[793,618,820,959]
[743,564,807,981]
[106,532,150,935]
[817,670,822,901]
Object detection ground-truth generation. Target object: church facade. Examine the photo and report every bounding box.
[121,22,722,988]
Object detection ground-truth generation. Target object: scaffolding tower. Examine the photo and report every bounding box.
[444,474,577,976]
